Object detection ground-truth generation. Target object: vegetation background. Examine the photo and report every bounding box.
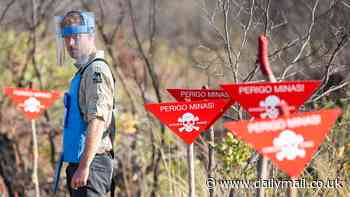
[0,0,349,196]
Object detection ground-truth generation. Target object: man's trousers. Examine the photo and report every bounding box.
[66,153,113,197]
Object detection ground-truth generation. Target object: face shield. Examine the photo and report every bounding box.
[55,11,96,66]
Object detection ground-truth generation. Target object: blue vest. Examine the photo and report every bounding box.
[62,73,87,163]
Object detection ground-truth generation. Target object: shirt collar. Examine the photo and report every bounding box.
[75,50,105,74]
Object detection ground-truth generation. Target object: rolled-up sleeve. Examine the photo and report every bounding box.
[81,62,114,122]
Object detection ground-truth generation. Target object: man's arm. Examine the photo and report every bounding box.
[70,118,105,189]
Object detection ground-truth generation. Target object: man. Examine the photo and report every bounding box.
[55,10,115,196]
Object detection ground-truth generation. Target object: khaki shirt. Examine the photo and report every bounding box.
[75,50,115,152]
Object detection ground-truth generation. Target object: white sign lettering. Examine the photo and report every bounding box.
[239,83,305,95]
[274,84,304,93]
[180,91,206,98]
[207,91,229,98]
[160,102,215,112]
[239,86,272,95]
[179,91,229,98]
[189,103,215,110]
[160,104,188,112]
[13,90,52,98]
[248,114,322,133]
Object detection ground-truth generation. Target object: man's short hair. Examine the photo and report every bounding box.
[60,11,84,28]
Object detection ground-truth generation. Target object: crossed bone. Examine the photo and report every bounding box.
[179,125,199,132]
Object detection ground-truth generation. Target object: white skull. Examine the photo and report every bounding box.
[23,97,42,113]
[178,112,200,132]
[260,95,281,119]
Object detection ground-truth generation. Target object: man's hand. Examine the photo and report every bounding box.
[71,166,90,189]
[71,118,105,189]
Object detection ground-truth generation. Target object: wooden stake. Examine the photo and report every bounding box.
[187,143,195,197]
[31,120,40,197]
[288,177,298,197]
[256,156,269,197]
[208,127,214,197]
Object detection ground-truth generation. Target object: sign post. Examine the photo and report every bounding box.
[3,87,60,197]
[187,142,195,197]
[31,119,39,197]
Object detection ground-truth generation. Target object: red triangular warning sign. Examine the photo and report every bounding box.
[4,87,61,120]
[145,99,230,144]
[221,81,320,119]
[167,88,232,102]
[224,108,341,178]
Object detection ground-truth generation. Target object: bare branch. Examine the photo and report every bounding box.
[318,32,349,92]
[243,61,259,82]
[271,11,287,30]
[311,81,350,102]
[281,43,330,80]
[233,0,255,82]
[198,1,226,44]
[264,0,270,36]
[222,0,237,81]
[342,0,350,9]
[110,1,125,43]
[0,0,16,25]
[291,0,320,64]
[126,0,162,103]
[148,0,156,56]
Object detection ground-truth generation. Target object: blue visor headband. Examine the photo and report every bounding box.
[59,11,95,37]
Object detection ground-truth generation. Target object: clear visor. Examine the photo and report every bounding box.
[54,12,95,66]
[55,16,65,66]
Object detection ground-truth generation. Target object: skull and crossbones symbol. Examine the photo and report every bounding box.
[178,112,199,132]
[262,129,313,161]
[274,129,307,161]
[260,95,281,119]
[22,97,43,113]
